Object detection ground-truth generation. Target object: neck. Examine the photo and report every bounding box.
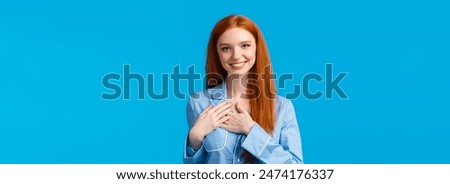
[226,74,248,99]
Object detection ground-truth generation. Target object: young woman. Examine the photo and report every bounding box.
[183,15,303,164]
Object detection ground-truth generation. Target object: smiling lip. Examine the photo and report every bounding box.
[229,61,247,65]
[229,61,247,69]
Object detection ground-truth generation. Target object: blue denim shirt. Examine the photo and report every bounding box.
[183,82,303,164]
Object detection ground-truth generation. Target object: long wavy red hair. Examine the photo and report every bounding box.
[205,15,277,163]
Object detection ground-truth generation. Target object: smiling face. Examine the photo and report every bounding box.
[216,27,256,75]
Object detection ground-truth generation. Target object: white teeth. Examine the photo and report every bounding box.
[230,62,246,69]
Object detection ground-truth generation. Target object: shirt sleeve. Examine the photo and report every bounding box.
[183,98,207,164]
[241,99,303,164]
[183,137,206,164]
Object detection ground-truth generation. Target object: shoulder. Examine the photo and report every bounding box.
[275,95,297,122]
[276,95,294,110]
[187,91,210,112]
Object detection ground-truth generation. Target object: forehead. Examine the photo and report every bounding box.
[217,27,255,44]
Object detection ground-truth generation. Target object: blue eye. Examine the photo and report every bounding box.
[242,44,251,48]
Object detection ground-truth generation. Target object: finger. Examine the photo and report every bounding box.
[216,106,232,119]
[211,100,230,110]
[236,102,248,114]
[227,113,237,119]
[220,121,230,128]
[198,106,212,120]
[236,102,243,113]
[217,115,231,124]
[212,101,232,114]
[219,123,227,129]
[208,102,224,114]
[200,105,213,114]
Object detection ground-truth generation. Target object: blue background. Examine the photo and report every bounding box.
[1,0,449,163]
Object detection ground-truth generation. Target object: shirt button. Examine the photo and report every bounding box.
[237,159,240,162]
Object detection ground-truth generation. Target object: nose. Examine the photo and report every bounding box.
[232,47,242,61]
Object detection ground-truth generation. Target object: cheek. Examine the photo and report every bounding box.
[218,52,231,63]
[245,50,256,68]
[244,50,256,61]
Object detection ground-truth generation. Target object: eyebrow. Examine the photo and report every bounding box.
[218,41,253,46]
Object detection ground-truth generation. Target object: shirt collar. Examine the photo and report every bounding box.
[208,82,227,100]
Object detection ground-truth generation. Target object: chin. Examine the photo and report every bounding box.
[227,69,251,76]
